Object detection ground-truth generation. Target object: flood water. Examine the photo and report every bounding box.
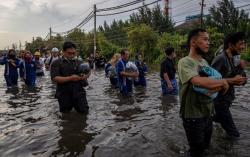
[0,66,250,157]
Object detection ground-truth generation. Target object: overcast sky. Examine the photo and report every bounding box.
[0,0,249,49]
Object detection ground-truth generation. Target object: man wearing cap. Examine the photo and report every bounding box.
[34,51,45,76]
[45,47,60,71]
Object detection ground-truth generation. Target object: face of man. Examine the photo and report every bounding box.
[52,52,58,57]
[231,40,245,55]
[21,52,25,58]
[192,32,210,55]
[171,52,176,59]
[34,55,40,60]
[25,53,32,60]
[138,55,142,61]
[122,51,129,61]
[63,48,76,60]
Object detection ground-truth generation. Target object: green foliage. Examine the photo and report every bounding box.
[25,37,45,53]
[127,24,158,62]
[242,43,250,62]
[156,32,187,62]
[130,4,174,33]
[206,0,249,35]
[205,0,250,63]
[98,33,121,59]
[24,1,249,65]
[203,27,224,63]
[46,34,64,50]
[65,29,88,57]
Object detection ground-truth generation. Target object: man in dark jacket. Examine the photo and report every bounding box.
[51,42,90,113]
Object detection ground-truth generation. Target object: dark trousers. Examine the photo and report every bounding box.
[5,75,18,87]
[57,90,89,113]
[119,80,133,96]
[36,72,44,76]
[134,75,146,87]
[183,117,213,157]
[213,102,240,137]
[110,78,118,88]
[25,77,36,87]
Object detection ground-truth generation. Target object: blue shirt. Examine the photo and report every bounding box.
[0,56,20,76]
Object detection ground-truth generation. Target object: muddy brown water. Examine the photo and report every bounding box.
[0,66,249,157]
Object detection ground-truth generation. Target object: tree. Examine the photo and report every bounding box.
[66,28,87,56]
[128,24,158,62]
[98,33,121,59]
[157,32,186,63]
[206,0,249,35]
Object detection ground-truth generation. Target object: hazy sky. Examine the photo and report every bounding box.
[0,0,249,49]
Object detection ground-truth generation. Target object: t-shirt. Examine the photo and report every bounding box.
[50,57,84,97]
[178,56,214,118]
[35,58,45,74]
[211,51,244,104]
[45,56,59,70]
[116,59,132,86]
[160,57,176,80]
[116,59,127,85]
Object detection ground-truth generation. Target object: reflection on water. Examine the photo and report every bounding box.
[0,66,250,157]
[51,113,95,157]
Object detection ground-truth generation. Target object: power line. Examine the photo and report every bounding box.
[53,11,94,35]
[236,3,250,8]
[172,0,195,10]
[97,0,161,16]
[97,0,144,12]
[96,0,114,5]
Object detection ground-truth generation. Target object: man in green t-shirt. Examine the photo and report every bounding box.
[178,28,229,157]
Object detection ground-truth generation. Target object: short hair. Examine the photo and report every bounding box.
[63,41,76,51]
[165,47,174,56]
[224,32,245,50]
[120,48,128,56]
[8,49,15,54]
[135,53,142,60]
[187,28,207,49]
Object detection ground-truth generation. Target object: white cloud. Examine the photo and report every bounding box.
[0,0,19,10]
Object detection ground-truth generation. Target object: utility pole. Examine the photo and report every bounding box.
[200,0,205,28]
[19,40,22,51]
[49,27,52,40]
[93,4,97,71]
[164,0,169,16]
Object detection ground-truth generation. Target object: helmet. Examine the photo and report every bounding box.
[34,51,41,56]
[51,47,59,52]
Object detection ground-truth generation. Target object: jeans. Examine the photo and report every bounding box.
[161,79,178,95]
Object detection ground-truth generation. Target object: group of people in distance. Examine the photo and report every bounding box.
[0,47,61,88]
[105,49,147,95]
[0,28,248,157]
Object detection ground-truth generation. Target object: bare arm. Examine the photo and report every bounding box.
[225,75,247,86]
[191,76,228,90]
[120,71,138,77]
[163,73,171,84]
[52,72,90,84]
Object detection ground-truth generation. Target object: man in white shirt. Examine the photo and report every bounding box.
[45,47,60,71]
